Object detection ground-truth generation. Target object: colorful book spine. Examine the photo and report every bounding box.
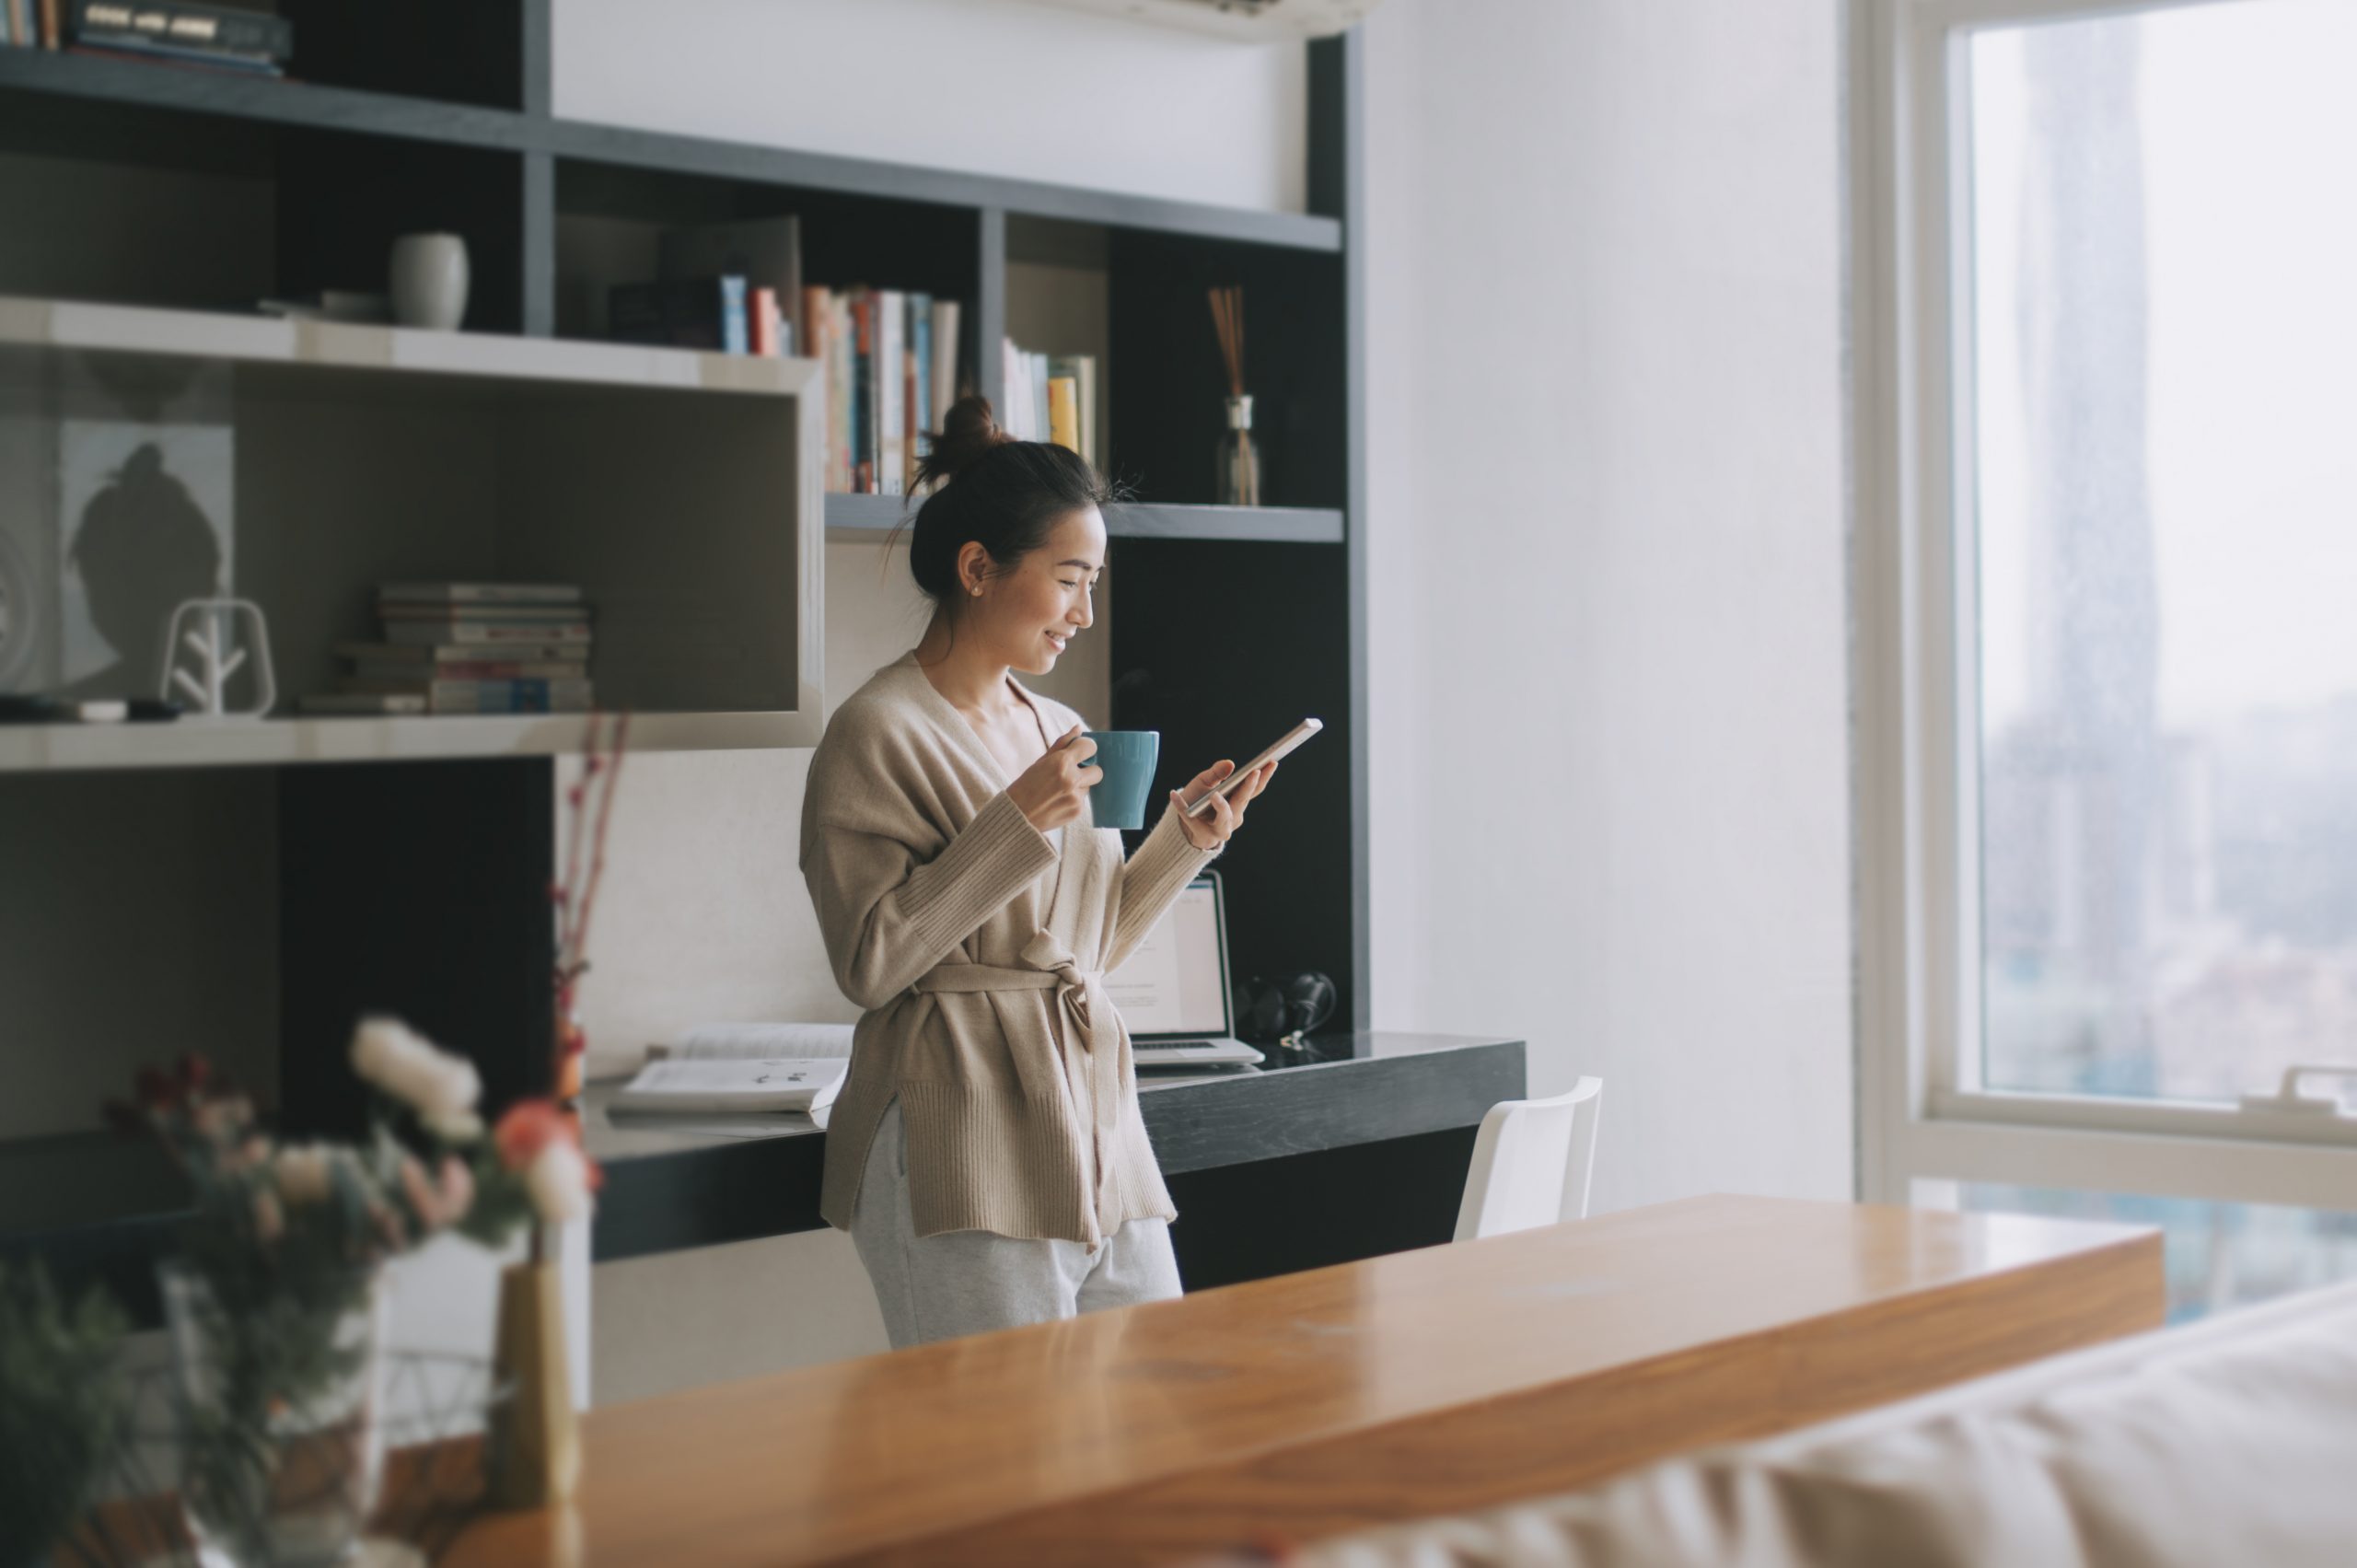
[1047,375,1079,454]
[720,274,748,354]
[931,299,961,432]
[381,621,592,645]
[378,582,582,606]
[349,660,588,682]
[910,292,933,470]
[877,288,904,497]
[850,290,875,493]
[830,292,855,492]
[336,641,588,665]
[751,286,780,357]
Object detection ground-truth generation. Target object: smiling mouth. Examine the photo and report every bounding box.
[1045,632,1069,652]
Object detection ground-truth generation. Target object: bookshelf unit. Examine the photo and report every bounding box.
[0,296,825,771]
[0,6,1370,1302]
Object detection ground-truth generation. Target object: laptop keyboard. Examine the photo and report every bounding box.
[1134,1040,1217,1052]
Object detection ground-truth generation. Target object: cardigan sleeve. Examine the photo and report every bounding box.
[803,787,1061,1011]
[1102,798,1224,976]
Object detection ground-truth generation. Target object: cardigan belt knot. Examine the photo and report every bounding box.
[912,929,1123,1222]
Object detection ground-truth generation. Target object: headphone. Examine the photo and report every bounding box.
[1238,971,1338,1051]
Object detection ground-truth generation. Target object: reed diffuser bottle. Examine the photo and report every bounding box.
[1209,285,1262,505]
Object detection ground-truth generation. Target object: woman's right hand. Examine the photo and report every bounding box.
[1010,724,1101,831]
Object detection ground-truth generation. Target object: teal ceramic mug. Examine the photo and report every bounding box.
[1081,730,1160,829]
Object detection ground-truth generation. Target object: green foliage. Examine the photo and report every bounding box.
[0,1259,130,1568]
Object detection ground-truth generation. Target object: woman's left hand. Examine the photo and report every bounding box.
[1172,758,1278,851]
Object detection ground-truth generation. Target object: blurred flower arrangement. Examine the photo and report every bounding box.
[112,1023,600,1563]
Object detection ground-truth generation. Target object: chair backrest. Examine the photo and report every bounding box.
[1453,1077,1606,1242]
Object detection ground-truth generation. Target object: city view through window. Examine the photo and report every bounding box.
[1968,0,2357,1109]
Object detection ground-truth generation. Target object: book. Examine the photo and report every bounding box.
[850,290,876,492]
[751,286,781,357]
[829,291,854,491]
[1050,354,1098,467]
[67,39,279,72]
[300,692,429,716]
[377,600,588,622]
[931,299,961,431]
[909,291,933,470]
[660,215,801,358]
[349,658,587,682]
[378,582,583,606]
[1031,350,1051,447]
[381,621,591,645]
[70,1,292,59]
[336,640,588,665]
[72,29,280,66]
[610,1057,846,1116]
[1047,375,1079,454]
[1002,340,1028,438]
[872,287,895,494]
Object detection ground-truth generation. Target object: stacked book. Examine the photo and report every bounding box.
[301,584,594,717]
[1000,341,1099,467]
[43,1,295,75]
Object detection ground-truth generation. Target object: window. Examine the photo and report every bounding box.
[1855,0,2357,1246]
[1922,1182,2357,1323]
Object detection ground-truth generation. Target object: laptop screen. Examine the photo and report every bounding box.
[1104,876,1228,1037]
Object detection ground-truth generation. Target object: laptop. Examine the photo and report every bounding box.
[1104,870,1266,1068]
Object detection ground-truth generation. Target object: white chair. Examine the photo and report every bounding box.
[1453,1077,1605,1241]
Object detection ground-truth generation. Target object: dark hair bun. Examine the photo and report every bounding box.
[916,395,1013,490]
[891,394,1120,610]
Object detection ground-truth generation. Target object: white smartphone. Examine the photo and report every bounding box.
[1183,717,1322,819]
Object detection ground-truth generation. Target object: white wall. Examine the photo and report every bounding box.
[553,0,1308,214]
[1363,0,1853,1212]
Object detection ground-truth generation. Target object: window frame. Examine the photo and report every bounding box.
[1850,0,2357,1213]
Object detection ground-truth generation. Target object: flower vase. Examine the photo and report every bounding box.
[161,1260,390,1567]
[489,1250,580,1507]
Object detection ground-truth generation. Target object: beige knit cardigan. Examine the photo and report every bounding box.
[801,649,1224,1245]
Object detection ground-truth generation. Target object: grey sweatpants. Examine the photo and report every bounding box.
[848,1098,1183,1350]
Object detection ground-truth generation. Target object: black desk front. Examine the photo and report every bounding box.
[587,1031,1525,1288]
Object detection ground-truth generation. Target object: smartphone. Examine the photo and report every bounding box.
[1183,717,1322,819]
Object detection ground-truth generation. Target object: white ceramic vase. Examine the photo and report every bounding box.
[389,232,470,331]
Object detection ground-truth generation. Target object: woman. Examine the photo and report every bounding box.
[800,398,1279,1349]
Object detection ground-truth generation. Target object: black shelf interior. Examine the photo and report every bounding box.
[1108,230,1347,510]
[0,89,529,329]
[1110,537,1356,1029]
[276,0,530,111]
[552,157,982,366]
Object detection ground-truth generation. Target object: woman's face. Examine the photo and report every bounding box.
[973,507,1105,674]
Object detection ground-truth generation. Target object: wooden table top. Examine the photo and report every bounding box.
[445,1194,2162,1567]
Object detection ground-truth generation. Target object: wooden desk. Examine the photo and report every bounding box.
[444,1195,2162,1567]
